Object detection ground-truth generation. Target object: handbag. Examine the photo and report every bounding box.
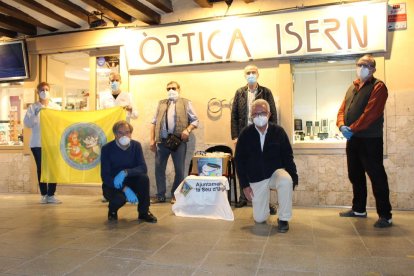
[164,102,182,151]
[165,134,182,151]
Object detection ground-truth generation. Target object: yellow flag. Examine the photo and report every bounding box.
[40,107,126,183]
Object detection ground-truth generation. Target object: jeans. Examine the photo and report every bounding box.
[102,173,150,215]
[346,137,392,219]
[155,141,187,198]
[31,147,57,196]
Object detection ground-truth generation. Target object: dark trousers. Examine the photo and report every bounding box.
[102,173,150,216]
[346,137,392,219]
[31,147,57,196]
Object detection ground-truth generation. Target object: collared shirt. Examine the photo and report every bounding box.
[151,98,199,139]
[98,90,138,121]
[247,86,258,125]
[254,124,268,151]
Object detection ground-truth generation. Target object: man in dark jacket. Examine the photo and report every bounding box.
[101,120,157,223]
[235,99,298,233]
[231,64,278,209]
[337,54,392,228]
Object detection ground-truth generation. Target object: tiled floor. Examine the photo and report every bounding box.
[0,194,413,276]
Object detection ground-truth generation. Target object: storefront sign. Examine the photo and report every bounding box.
[125,1,387,71]
[388,3,407,31]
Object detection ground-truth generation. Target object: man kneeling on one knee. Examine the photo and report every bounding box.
[235,99,298,233]
[101,120,157,223]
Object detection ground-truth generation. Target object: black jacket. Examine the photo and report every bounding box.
[231,84,277,139]
[235,123,298,188]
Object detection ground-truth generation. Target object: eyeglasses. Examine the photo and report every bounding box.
[117,131,131,136]
[356,63,373,69]
[251,112,268,118]
[245,71,257,75]
[166,87,177,91]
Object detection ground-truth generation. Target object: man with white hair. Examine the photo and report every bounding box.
[235,99,298,233]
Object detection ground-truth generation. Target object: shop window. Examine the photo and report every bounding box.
[47,52,90,111]
[0,85,32,146]
[95,55,119,110]
[292,59,356,144]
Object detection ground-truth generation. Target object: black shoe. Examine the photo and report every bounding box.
[269,204,277,215]
[374,217,392,228]
[277,219,289,233]
[339,209,367,218]
[235,200,247,208]
[108,211,118,221]
[150,196,166,204]
[138,211,157,223]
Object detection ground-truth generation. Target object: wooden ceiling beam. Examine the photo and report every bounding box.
[0,27,18,38]
[146,0,173,13]
[44,0,99,23]
[13,0,81,29]
[79,0,132,23]
[0,13,36,35]
[193,0,213,8]
[0,1,57,32]
[104,0,160,25]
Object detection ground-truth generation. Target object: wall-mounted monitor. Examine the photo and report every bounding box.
[0,40,30,82]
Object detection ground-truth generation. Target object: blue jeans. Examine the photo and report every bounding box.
[155,141,187,198]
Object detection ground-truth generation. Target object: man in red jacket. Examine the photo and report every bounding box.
[337,54,392,228]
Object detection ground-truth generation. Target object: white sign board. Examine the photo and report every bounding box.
[125,1,387,71]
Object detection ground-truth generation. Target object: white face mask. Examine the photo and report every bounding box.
[118,136,131,146]
[356,66,370,81]
[167,89,179,101]
[39,90,50,100]
[253,115,268,127]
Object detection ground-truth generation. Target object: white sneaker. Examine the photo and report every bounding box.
[40,195,48,204]
[47,195,62,204]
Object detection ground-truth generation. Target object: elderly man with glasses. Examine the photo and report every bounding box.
[337,54,392,228]
[150,81,199,204]
[235,99,298,233]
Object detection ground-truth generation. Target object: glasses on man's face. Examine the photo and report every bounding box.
[251,111,268,118]
[245,71,257,76]
[356,63,373,69]
[167,87,177,91]
[117,131,131,136]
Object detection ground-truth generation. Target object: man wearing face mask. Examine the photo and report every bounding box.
[24,82,62,204]
[98,72,138,121]
[231,64,278,211]
[101,120,157,222]
[150,81,199,204]
[235,99,298,233]
[337,54,392,228]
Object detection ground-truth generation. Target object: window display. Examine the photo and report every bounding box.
[0,86,29,147]
[292,60,356,144]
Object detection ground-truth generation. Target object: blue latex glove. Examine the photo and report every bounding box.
[113,170,127,189]
[124,187,138,204]
[340,126,353,140]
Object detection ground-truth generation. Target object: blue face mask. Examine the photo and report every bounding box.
[111,81,120,92]
[246,74,257,85]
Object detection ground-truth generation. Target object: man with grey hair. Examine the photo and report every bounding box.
[231,64,278,210]
[101,120,157,223]
[337,54,392,228]
[235,99,298,233]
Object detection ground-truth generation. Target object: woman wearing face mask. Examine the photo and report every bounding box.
[98,72,138,122]
[24,82,62,204]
